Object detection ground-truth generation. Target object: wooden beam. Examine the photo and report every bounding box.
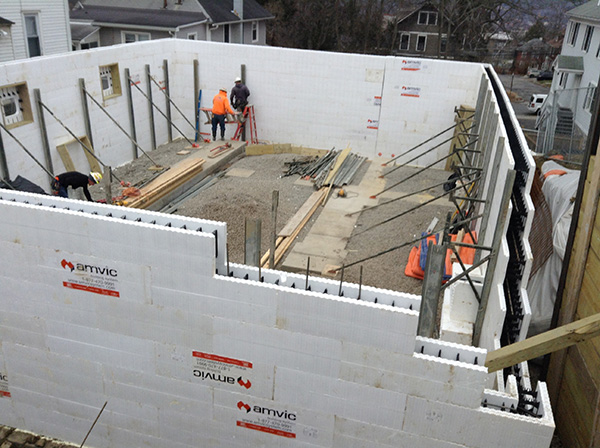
[486,312,600,373]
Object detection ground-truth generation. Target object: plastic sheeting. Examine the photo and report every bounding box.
[526,161,580,335]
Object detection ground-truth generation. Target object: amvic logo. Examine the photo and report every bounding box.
[61,259,117,277]
[237,401,296,421]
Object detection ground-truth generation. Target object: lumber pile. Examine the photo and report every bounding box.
[124,157,205,209]
[261,146,356,268]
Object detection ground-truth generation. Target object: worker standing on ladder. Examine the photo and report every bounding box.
[212,88,237,141]
[230,77,250,113]
[52,171,102,201]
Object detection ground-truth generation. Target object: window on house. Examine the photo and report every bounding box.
[559,72,568,88]
[582,25,594,52]
[122,32,150,43]
[80,42,98,50]
[99,64,121,99]
[187,33,197,40]
[252,21,258,42]
[567,22,580,46]
[584,82,596,111]
[399,33,410,50]
[224,24,230,43]
[416,35,426,52]
[418,11,437,25]
[441,37,447,53]
[0,83,33,128]
[24,14,41,57]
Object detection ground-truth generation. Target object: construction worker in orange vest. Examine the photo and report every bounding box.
[212,88,238,141]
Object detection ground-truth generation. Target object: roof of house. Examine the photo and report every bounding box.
[197,0,273,23]
[516,38,551,52]
[71,5,208,29]
[72,0,273,25]
[567,0,600,21]
[555,55,584,74]
[71,23,99,41]
[0,16,14,26]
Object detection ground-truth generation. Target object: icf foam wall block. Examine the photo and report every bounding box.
[0,192,553,447]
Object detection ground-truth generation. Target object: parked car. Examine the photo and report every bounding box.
[527,94,548,113]
[527,68,541,78]
[537,71,553,81]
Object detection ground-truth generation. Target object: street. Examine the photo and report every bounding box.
[497,74,551,149]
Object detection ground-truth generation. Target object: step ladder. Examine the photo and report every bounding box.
[232,105,258,144]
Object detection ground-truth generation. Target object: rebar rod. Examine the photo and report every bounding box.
[82,88,160,167]
[450,246,481,302]
[129,78,196,147]
[150,76,197,132]
[383,114,475,166]
[346,172,477,217]
[339,213,483,270]
[440,253,492,290]
[383,131,477,178]
[373,151,475,198]
[357,177,481,236]
[0,123,54,179]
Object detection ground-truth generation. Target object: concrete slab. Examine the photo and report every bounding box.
[309,210,357,237]
[225,168,255,178]
[293,235,349,258]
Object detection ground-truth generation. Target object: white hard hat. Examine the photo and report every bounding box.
[235,77,242,83]
[220,87,227,92]
[89,172,103,184]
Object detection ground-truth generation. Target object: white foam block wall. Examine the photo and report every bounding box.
[0,193,554,448]
[0,40,483,190]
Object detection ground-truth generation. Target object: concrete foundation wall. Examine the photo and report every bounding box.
[0,40,481,190]
[0,192,554,448]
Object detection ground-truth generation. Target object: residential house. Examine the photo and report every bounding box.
[513,38,557,75]
[536,0,600,155]
[0,0,72,62]
[392,3,450,58]
[70,0,273,48]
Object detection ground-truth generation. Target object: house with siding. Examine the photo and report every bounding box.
[536,0,600,154]
[0,0,72,62]
[392,2,451,58]
[70,0,273,48]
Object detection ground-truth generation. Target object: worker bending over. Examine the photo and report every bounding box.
[212,88,238,141]
[53,171,102,201]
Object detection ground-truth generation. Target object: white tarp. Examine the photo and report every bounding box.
[527,161,580,335]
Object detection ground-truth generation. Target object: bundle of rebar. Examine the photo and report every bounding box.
[283,150,365,189]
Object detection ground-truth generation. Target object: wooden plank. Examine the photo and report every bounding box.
[260,236,284,268]
[485,311,600,372]
[56,144,75,172]
[246,144,274,156]
[274,190,326,266]
[279,190,327,237]
[80,136,102,173]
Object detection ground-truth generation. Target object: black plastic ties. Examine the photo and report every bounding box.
[438,350,442,358]
[323,288,327,294]
[420,346,424,354]
[212,230,218,258]
[244,274,249,280]
[456,353,460,361]
[166,222,172,227]
[374,298,377,303]
[291,282,295,288]
[135,218,141,222]
[474,357,478,365]
[275,279,280,285]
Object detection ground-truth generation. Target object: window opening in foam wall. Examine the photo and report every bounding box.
[99,64,121,99]
[0,83,33,128]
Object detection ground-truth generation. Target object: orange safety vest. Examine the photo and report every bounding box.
[212,91,234,116]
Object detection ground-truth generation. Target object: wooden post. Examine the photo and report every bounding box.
[79,78,94,149]
[486,312,600,373]
[104,166,112,204]
[33,88,54,188]
[0,129,9,181]
[163,59,172,142]
[269,190,279,269]
[417,242,446,339]
[124,68,138,159]
[194,59,199,134]
[145,64,156,150]
[244,218,261,267]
